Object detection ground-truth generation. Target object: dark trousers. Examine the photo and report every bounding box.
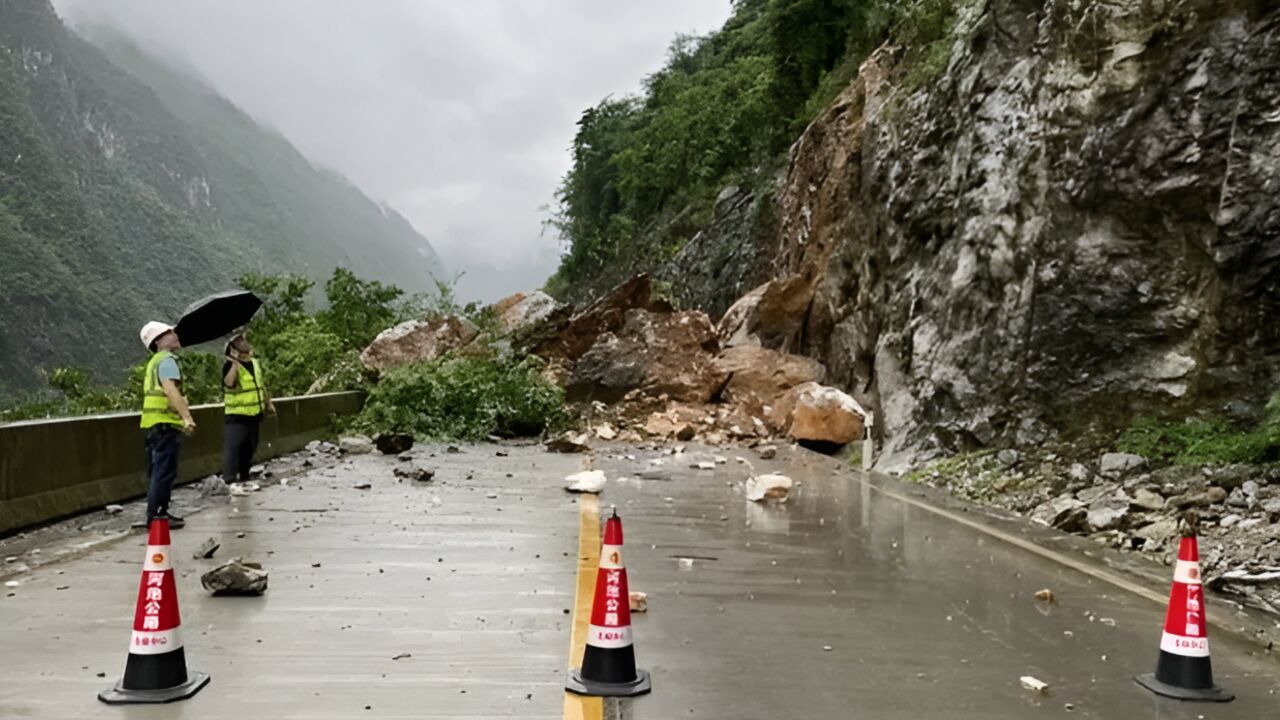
[223,417,262,482]
[144,426,182,520]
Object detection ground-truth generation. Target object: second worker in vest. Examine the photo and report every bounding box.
[222,333,274,487]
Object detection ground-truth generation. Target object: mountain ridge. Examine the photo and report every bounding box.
[0,0,444,395]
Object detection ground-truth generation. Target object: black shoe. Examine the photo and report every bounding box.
[131,515,185,530]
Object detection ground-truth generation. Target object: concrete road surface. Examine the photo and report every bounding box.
[1,443,1276,719]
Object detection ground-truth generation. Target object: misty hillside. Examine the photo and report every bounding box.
[0,0,444,395]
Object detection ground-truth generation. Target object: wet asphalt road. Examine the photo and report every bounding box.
[1,443,1277,719]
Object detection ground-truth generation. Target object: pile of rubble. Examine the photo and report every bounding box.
[911,450,1280,614]
[357,274,871,454]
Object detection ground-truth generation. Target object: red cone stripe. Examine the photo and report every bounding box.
[1159,537,1209,658]
[130,522,183,655]
[587,542,633,649]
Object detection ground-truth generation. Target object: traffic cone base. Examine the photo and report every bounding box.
[1134,535,1232,703]
[1135,665,1232,703]
[567,667,651,697]
[98,670,210,705]
[98,518,209,705]
[567,509,650,697]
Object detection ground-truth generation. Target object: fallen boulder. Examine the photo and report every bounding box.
[201,560,268,596]
[642,405,701,441]
[529,275,660,362]
[713,345,826,414]
[1030,496,1086,531]
[339,436,375,455]
[717,275,813,350]
[198,476,229,496]
[1100,452,1146,478]
[769,382,867,449]
[496,291,567,335]
[393,464,435,482]
[374,432,414,455]
[565,470,607,494]
[746,473,793,502]
[567,309,727,404]
[546,431,591,453]
[193,538,220,560]
[1086,496,1131,532]
[360,315,478,373]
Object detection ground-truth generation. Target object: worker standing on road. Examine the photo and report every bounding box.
[222,332,274,487]
[137,322,196,530]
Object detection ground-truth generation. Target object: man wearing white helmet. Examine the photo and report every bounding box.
[137,321,197,530]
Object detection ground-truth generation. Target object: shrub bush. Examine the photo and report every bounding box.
[352,355,565,441]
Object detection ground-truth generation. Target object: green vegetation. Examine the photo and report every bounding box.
[0,4,442,398]
[1117,400,1280,466]
[351,355,566,442]
[547,0,971,299]
[2,267,569,443]
[905,450,993,484]
[0,268,410,421]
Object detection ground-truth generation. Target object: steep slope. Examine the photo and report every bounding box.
[0,0,443,395]
[773,0,1280,468]
[553,0,1280,469]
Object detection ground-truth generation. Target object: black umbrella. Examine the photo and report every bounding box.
[175,290,263,347]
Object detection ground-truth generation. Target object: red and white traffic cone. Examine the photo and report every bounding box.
[1135,535,1233,702]
[99,518,210,704]
[567,508,651,697]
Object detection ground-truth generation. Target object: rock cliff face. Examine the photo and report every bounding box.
[751,0,1280,470]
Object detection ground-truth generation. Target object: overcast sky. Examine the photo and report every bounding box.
[52,0,732,302]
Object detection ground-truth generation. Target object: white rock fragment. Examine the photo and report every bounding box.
[565,470,607,494]
[629,591,648,613]
[104,504,124,515]
[594,424,617,441]
[714,455,728,465]
[338,436,375,454]
[746,473,793,502]
[693,461,717,470]
[1020,676,1049,694]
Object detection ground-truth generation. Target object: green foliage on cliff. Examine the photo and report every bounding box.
[1118,400,1280,466]
[548,0,969,300]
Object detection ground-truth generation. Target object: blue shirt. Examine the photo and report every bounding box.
[157,355,181,382]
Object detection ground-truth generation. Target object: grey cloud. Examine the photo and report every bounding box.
[53,0,731,302]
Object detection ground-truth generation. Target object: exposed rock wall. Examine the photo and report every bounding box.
[769,0,1280,470]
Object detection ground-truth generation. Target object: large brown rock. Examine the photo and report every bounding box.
[496,291,568,335]
[770,382,867,447]
[717,275,814,350]
[567,309,727,403]
[713,345,826,414]
[531,275,661,362]
[360,315,478,373]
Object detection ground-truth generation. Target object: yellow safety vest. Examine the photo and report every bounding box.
[224,360,266,417]
[140,351,183,429]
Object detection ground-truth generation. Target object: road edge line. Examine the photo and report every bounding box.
[563,495,603,720]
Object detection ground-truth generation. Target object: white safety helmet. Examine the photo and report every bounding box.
[139,321,175,351]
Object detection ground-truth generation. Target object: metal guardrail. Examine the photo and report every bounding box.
[0,391,363,535]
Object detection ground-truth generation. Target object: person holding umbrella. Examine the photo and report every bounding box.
[222,332,274,486]
[137,321,197,530]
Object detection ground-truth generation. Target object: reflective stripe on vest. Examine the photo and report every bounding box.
[140,351,183,429]
[224,360,265,416]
